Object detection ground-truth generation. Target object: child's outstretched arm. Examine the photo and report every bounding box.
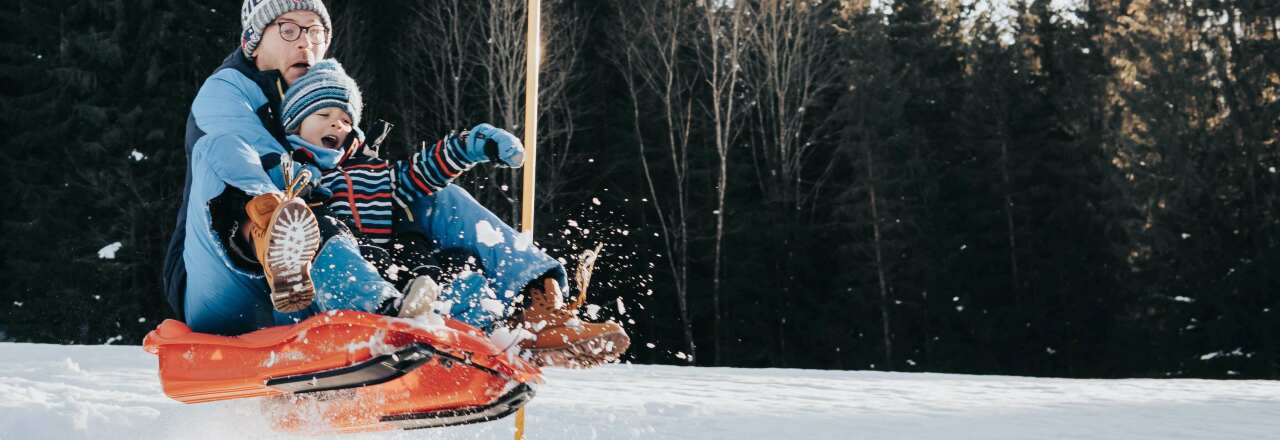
[393,123,524,202]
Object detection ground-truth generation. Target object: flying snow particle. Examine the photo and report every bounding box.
[675,352,688,360]
[645,343,656,349]
[1181,233,1192,240]
[568,220,580,228]
[514,232,533,251]
[480,298,506,317]
[592,198,602,206]
[585,304,601,320]
[616,297,627,316]
[129,149,146,161]
[475,220,504,247]
[98,242,123,259]
[1173,296,1194,303]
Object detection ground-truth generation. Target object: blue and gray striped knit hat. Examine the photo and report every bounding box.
[281,59,363,134]
[241,0,332,58]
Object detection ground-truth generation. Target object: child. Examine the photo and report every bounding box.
[277,60,629,367]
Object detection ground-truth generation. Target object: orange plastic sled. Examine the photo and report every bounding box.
[143,311,541,433]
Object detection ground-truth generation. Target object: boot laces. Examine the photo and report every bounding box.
[279,156,313,200]
[569,243,604,311]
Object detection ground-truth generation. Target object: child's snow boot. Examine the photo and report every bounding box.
[514,277,630,368]
[514,244,630,368]
[246,171,321,313]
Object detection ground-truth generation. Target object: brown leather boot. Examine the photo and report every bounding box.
[515,277,631,368]
[246,192,321,313]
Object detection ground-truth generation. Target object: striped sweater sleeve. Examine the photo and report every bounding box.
[393,131,477,205]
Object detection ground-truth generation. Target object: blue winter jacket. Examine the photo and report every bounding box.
[162,50,290,320]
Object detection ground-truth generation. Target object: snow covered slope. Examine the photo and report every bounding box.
[2,342,1278,440]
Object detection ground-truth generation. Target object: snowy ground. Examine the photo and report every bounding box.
[2,343,1279,439]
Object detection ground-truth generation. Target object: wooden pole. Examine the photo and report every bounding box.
[515,0,540,438]
[520,0,541,236]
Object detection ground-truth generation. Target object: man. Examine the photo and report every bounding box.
[162,0,628,367]
[162,0,401,337]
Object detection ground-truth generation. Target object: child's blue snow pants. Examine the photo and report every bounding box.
[397,185,568,330]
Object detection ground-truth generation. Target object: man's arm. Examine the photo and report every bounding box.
[189,69,284,195]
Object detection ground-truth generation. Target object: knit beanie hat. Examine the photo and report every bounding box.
[280,59,364,135]
[241,0,332,58]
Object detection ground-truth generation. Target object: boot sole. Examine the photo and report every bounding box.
[529,330,631,369]
[266,199,321,313]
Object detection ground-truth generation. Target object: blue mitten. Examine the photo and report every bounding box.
[464,123,525,168]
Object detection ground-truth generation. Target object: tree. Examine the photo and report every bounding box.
[695,0,751,365]
[613,0,700,362]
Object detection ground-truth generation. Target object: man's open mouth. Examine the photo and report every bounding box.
[321,134,340,149]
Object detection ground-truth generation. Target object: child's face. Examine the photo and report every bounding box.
[297,108,353,150]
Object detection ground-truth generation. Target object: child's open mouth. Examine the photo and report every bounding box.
[321,134,340,149]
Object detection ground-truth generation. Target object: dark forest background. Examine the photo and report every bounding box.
[3,0,1279,379]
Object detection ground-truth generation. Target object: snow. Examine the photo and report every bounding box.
[97,242,123,260]
[3,343,1280,439]
[474,220,504,247]
[513,232,533,252]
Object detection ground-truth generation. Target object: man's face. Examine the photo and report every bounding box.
[253,11,329,86]
[297,108,354,151]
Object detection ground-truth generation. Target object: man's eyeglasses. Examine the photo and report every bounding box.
[274,21,329,45]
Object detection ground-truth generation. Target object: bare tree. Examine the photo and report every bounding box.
[474,0,584,226]
[407,0,476,137]
[613,0,699,362]
[743,0,835,363]
[696,0,751,365]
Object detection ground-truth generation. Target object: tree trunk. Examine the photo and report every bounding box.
[866,142,893,370]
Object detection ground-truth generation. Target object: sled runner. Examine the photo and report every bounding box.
[143,311,541,433]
